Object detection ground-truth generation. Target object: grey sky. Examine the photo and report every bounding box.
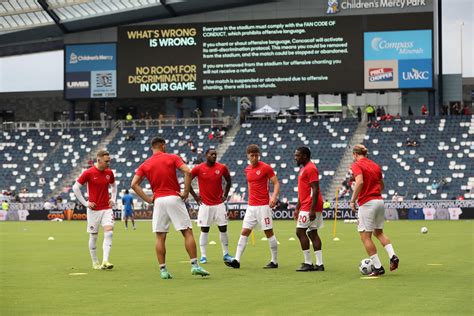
[442,0,473,76]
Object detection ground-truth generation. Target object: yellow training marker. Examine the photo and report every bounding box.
[69,273,88,276]
[360,276,380,280]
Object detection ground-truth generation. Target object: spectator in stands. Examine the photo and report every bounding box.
[39,177,46,187]
[462,104,472,115]
[431,180,440,190]
[369,120,381,129]
[452,103,461,115]
[145,112,152,120]
[408,106,414,116]
[395,113,401,120]
[357,107,362,122]
[366,104,375,121]
[405,138,419,147]
[125,112,133,121]
[421,104,428,115]
[376,106,382,118]
[125,133,136,141]
[2,200,8,212]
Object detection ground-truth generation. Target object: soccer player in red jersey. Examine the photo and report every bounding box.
[131,137,209,279]
[72,150,117,270]
[189,148,235,265]
[294,147,325,272]
[229,144,280,269]
[350,144,399,276]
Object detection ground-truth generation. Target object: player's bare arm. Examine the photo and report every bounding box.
[222,172,232,202]
[178,164,192,200]
[109,181,117,208]
[294,198,301,219]
[309,181,319,221]
[189,185,202,205]
[380,178,385,192]
[72,181,96,209]
[131,175,154,204]
[269,175,280,208]
[350,174,364,211]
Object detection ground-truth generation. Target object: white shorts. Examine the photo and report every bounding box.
[153,195,192,233]
[242,205,273,231]
[198,203,228,227]
[357,199,385,232]
[87,209,114,233]
[296,211,324,230]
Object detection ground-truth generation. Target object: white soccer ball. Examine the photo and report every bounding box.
[359,258,374,275]
[421,226,428,234]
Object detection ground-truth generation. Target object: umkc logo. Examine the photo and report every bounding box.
[371,37,415,53]
[402,68,429,80]
[368,68,394,82]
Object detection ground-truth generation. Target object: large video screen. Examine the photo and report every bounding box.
[114,13,432,98]
[64,43,117,99]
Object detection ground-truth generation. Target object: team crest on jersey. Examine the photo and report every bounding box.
[256,170,261,175]
[106,175,110,180]
[215,170,220,175]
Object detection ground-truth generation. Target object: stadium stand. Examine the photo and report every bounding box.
[362,115,474,200]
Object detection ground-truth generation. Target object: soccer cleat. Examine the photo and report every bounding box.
[390,255,399,271]
[92,262,101,270]
[100,261,114,270]
[296,263,314,272]
[191,266,210,277]
[223,254,234,266]
[199,256,207,264]
[228,259,240,269]
[368,266,385,276]
[160,269,173,279]
[263,262,278,269]
[313,264,325,272]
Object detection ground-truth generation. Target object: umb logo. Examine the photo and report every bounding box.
[67,81,89,89]
[368,68,394,82]
[70,53,78,64]
[402,68,429,80]
[326,0,340,14]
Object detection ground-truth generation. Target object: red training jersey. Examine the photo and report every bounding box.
[135,152,184,199]
[192,162,230,206]
[245,161,275,206]
[298,161,323,212]
[351,157,383,206]
[77,166,115,211]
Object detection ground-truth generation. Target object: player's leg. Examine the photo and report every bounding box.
[100,209,115,269]
[199,226,210,263]
[131,213,136,229]
[86,209,100,269]
[215,203,233,262]
[295,211,312,271]
[124,214,129,229]
[197,204,211,263]
[231,206,257,268]
[260,206,278,268]
[307,212,324,271]
[372,200,399,271]
[153,197,173,278]
[358,201,384,276]
[169,196,209,276]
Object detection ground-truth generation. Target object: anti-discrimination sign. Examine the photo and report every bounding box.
[117,13,433,98]
[64,43,117,99]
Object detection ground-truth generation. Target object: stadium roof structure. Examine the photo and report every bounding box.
[0,0,272,54]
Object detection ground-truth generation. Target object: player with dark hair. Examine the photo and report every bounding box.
[228,144,280,269]
[73,150,117,270]
[350,144,399,276]
[190,148,234,265]
[131,137,209,279]
[122,189,135,230]
[294,146,325,272]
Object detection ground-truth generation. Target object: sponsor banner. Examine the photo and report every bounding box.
[65,72,90,99]
[364,30,432,61]
[364,59,398,89]
[324,0,432,16]
[398,58,432,88]
[66,44,116,72]
[65,43,117,99]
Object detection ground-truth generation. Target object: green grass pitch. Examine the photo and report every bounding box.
[1,220,473,315]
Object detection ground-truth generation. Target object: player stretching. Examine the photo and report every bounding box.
[229,144,280,269]
[190,148,235,265]
[131,137,209,279]
[73,150,117,270]
[122,189,136,230]
[294,147,325,272]
[350,144,399,276]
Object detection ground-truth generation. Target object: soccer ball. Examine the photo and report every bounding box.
[421,226,428,234]
[359,258,374,275]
